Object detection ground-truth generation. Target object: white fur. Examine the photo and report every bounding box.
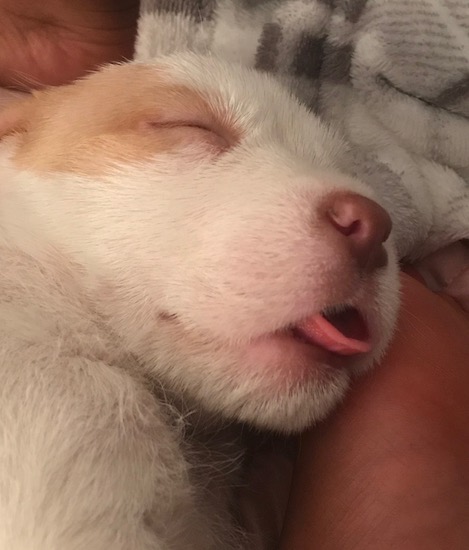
[0,53,399,549]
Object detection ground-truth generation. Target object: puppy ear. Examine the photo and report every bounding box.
[0,93,36,139]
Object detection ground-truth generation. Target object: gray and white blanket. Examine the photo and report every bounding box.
[136,0,469,260]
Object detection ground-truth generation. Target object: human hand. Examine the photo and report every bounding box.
[280,272,469,549]
[0,0,139,90]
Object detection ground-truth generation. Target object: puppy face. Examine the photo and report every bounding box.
[0,54,399,432]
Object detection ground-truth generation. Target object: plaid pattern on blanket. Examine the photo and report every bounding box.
[136,0,469,259]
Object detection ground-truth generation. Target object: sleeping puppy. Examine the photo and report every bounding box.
[0,53,399,549]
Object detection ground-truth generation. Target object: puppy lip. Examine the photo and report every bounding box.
[159,303,372,359]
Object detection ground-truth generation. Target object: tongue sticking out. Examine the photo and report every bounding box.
[292,307,371,356]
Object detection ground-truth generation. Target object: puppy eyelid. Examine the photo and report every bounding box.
[141,120,231,151]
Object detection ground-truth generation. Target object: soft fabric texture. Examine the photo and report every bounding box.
[136,0,469,260]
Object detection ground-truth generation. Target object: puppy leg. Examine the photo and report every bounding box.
[0,348,200,550]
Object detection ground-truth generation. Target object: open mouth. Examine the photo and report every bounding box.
[289,305,371,356]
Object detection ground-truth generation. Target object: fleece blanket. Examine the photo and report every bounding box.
[135,0,469,260]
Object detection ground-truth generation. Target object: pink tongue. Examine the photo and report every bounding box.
[294,314,371,356]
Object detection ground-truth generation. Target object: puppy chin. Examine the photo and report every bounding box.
[227,370,351,433]
[144,327,354,433]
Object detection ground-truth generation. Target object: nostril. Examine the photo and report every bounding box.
[328,212,362,237]
[327,196,392,242]
[323,192,393,272]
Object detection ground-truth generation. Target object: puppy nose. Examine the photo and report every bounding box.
[324,193,392,271]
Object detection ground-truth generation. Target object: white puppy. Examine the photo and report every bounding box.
[0,53,399,549]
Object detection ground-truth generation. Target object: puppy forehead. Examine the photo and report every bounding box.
[9,62,236,174]
[38,62,223,128]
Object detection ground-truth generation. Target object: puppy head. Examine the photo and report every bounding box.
[0,54,400,432]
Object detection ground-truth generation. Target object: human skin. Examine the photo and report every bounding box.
[280,273,469,549]
[0,0,139,89]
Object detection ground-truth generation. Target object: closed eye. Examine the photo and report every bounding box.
[142,120,231,152]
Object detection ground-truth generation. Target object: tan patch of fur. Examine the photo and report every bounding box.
[0,64,239,175]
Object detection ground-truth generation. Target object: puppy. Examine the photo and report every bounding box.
[0,53,399,549]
